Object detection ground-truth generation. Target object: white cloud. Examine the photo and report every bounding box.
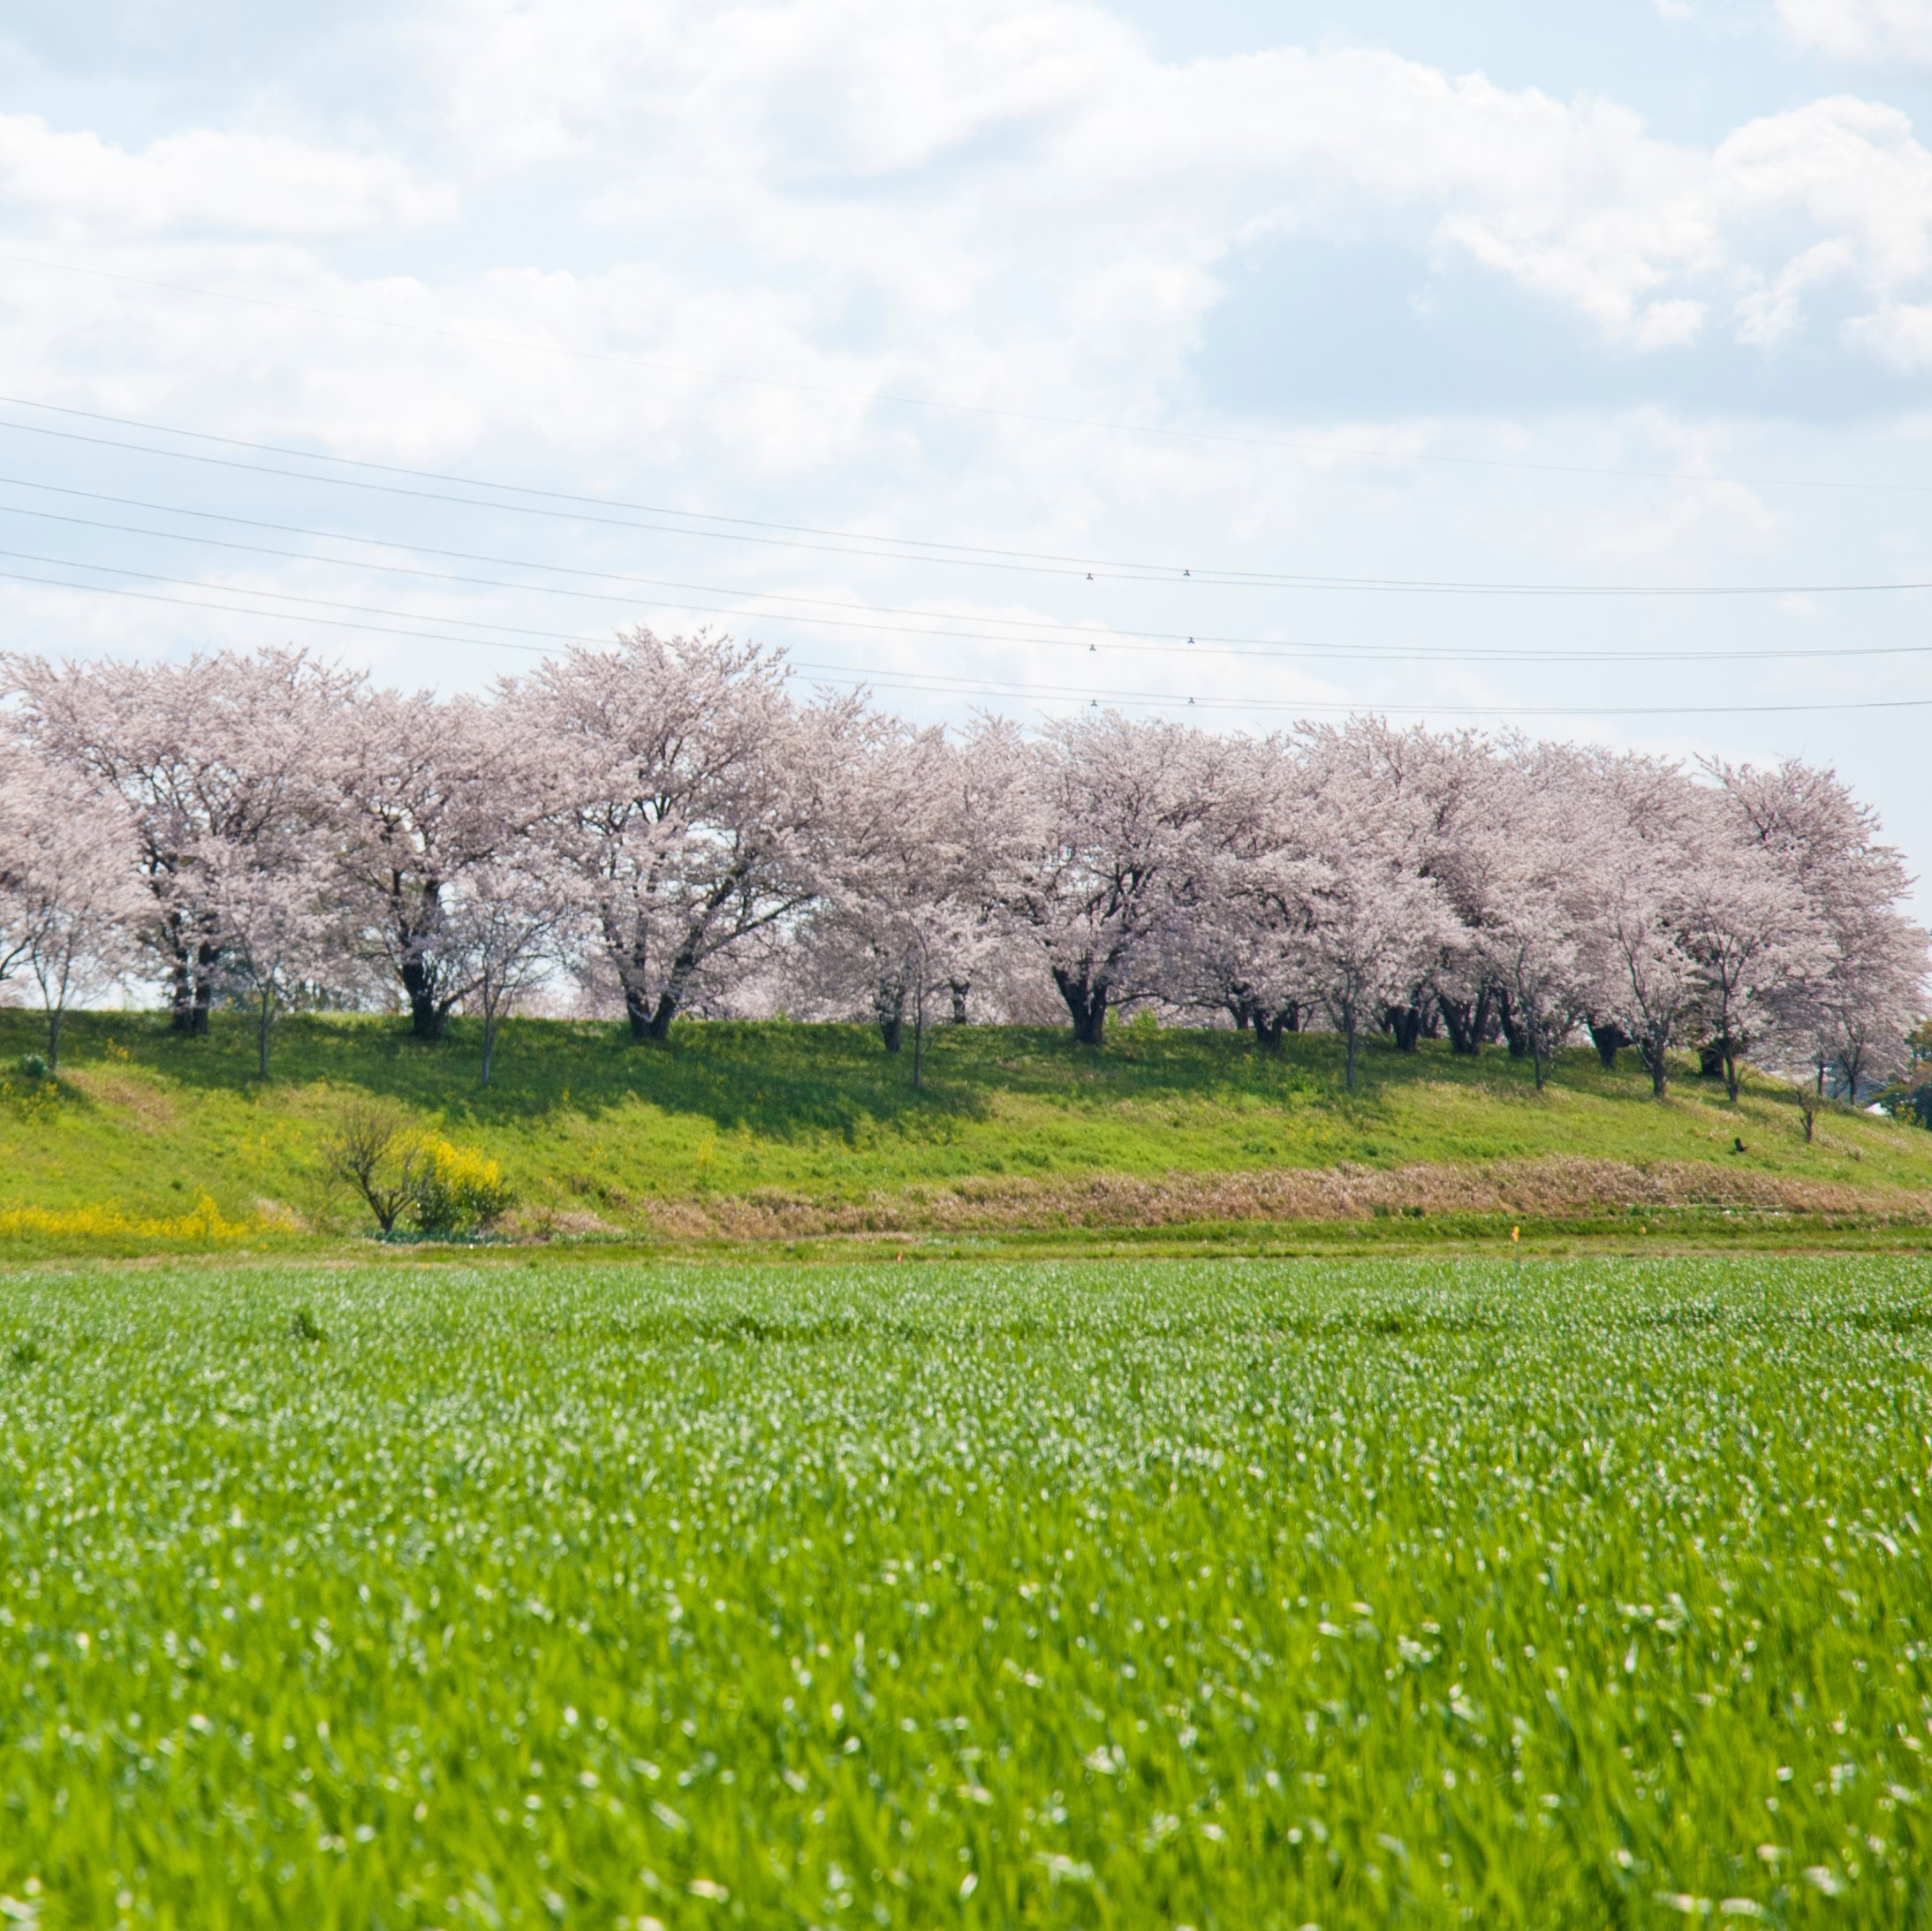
[398,0,1932,378]
[1779,0,1932,64]
[0,114,451,236]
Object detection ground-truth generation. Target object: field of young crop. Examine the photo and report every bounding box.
[2,1253,1929,1927]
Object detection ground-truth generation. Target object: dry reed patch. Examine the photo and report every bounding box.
[630,1157,1928,1238]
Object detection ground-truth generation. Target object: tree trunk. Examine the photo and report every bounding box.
[876,979,905,1053]
[1439,987,1493,1056]
[1724,1044,1741,1103]
[1386,1000,1425,1053]
[1053,968,1108,1046]
[403,954,446,1041]
[481,1010,498,1089]
[1254,1011,1284,1053]
[640,937,708,1042]
[169,944,197,1034]
[1698,1039,1727,1079]
[1494,988,1530,1058]
[45,1005,62,1075]
[257,988,273,1078]
[949,981,970,1026]
[1344,1001,1359,1090]
[172,938,215,1036]
[1587,1019,1629,1071]
[624,981,656,1042]
[1523,996,1547,1091]
[1640,1032,1670,1099]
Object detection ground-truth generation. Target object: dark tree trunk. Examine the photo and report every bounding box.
[1698,1039,1728,1079]
[403,955,447,1041]
[1053,968,1108,1046]
[1587,1019,1629,1070]
[1385,1000,1426,1053]
[876,978,906,1053]
[1640,1032,1670,1098]
[949,981,970,1026]
[170,933,215,1035]
[1254,1005,1302,1050]
[1438,986,1493,1056]
[169,946,196,1032]
[624,981,655,1041]
[1496,988,1530,1059]
[640,937,706,1042]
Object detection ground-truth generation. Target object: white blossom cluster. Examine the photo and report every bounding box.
[0,634,1922,1095]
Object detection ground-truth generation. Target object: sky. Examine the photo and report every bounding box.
[4,3,1932,900]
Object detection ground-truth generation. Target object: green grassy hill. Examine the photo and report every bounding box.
[1,1006,1928,1254]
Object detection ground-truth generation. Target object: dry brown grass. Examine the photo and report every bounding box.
[59,1068,178,1132]
[632,1158,1931,1240]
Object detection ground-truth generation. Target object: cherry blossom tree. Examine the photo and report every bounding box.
[810,720,1019,1072]
[205,836,337,1077]
[996,711,1223,1045]
[1713,756,1928,1099]
[1571,754,1717,1100]
[513,630,860,1041]
[334,685,542,1041]
[0,753,145,1071]
[5,647,358,1033]
[442,859,577,1087]
[1175,734,1329,1047]
[1291,723,1457,1087]
[1676,828,1825,1102]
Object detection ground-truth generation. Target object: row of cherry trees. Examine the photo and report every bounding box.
[0,633,1922,1094]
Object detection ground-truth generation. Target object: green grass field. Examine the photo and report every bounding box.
[3,1253,1929,1926]
[1,1010,1928,1254]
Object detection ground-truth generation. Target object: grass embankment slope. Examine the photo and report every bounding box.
[0,1008,1926,1253]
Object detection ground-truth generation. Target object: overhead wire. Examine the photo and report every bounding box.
[1,395,1931,595]
[15,506,1932,666]
[13,488,1932,665]
[6,560,1932,719]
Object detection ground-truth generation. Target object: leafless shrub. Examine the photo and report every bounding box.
[320,1097,420,1233]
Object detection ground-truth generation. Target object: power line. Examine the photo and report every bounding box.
[0,549,597,647]
[5,561,1932,719]
[4,252,1930,500]
[11,488,1932,668]
[4,395,1932,596]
